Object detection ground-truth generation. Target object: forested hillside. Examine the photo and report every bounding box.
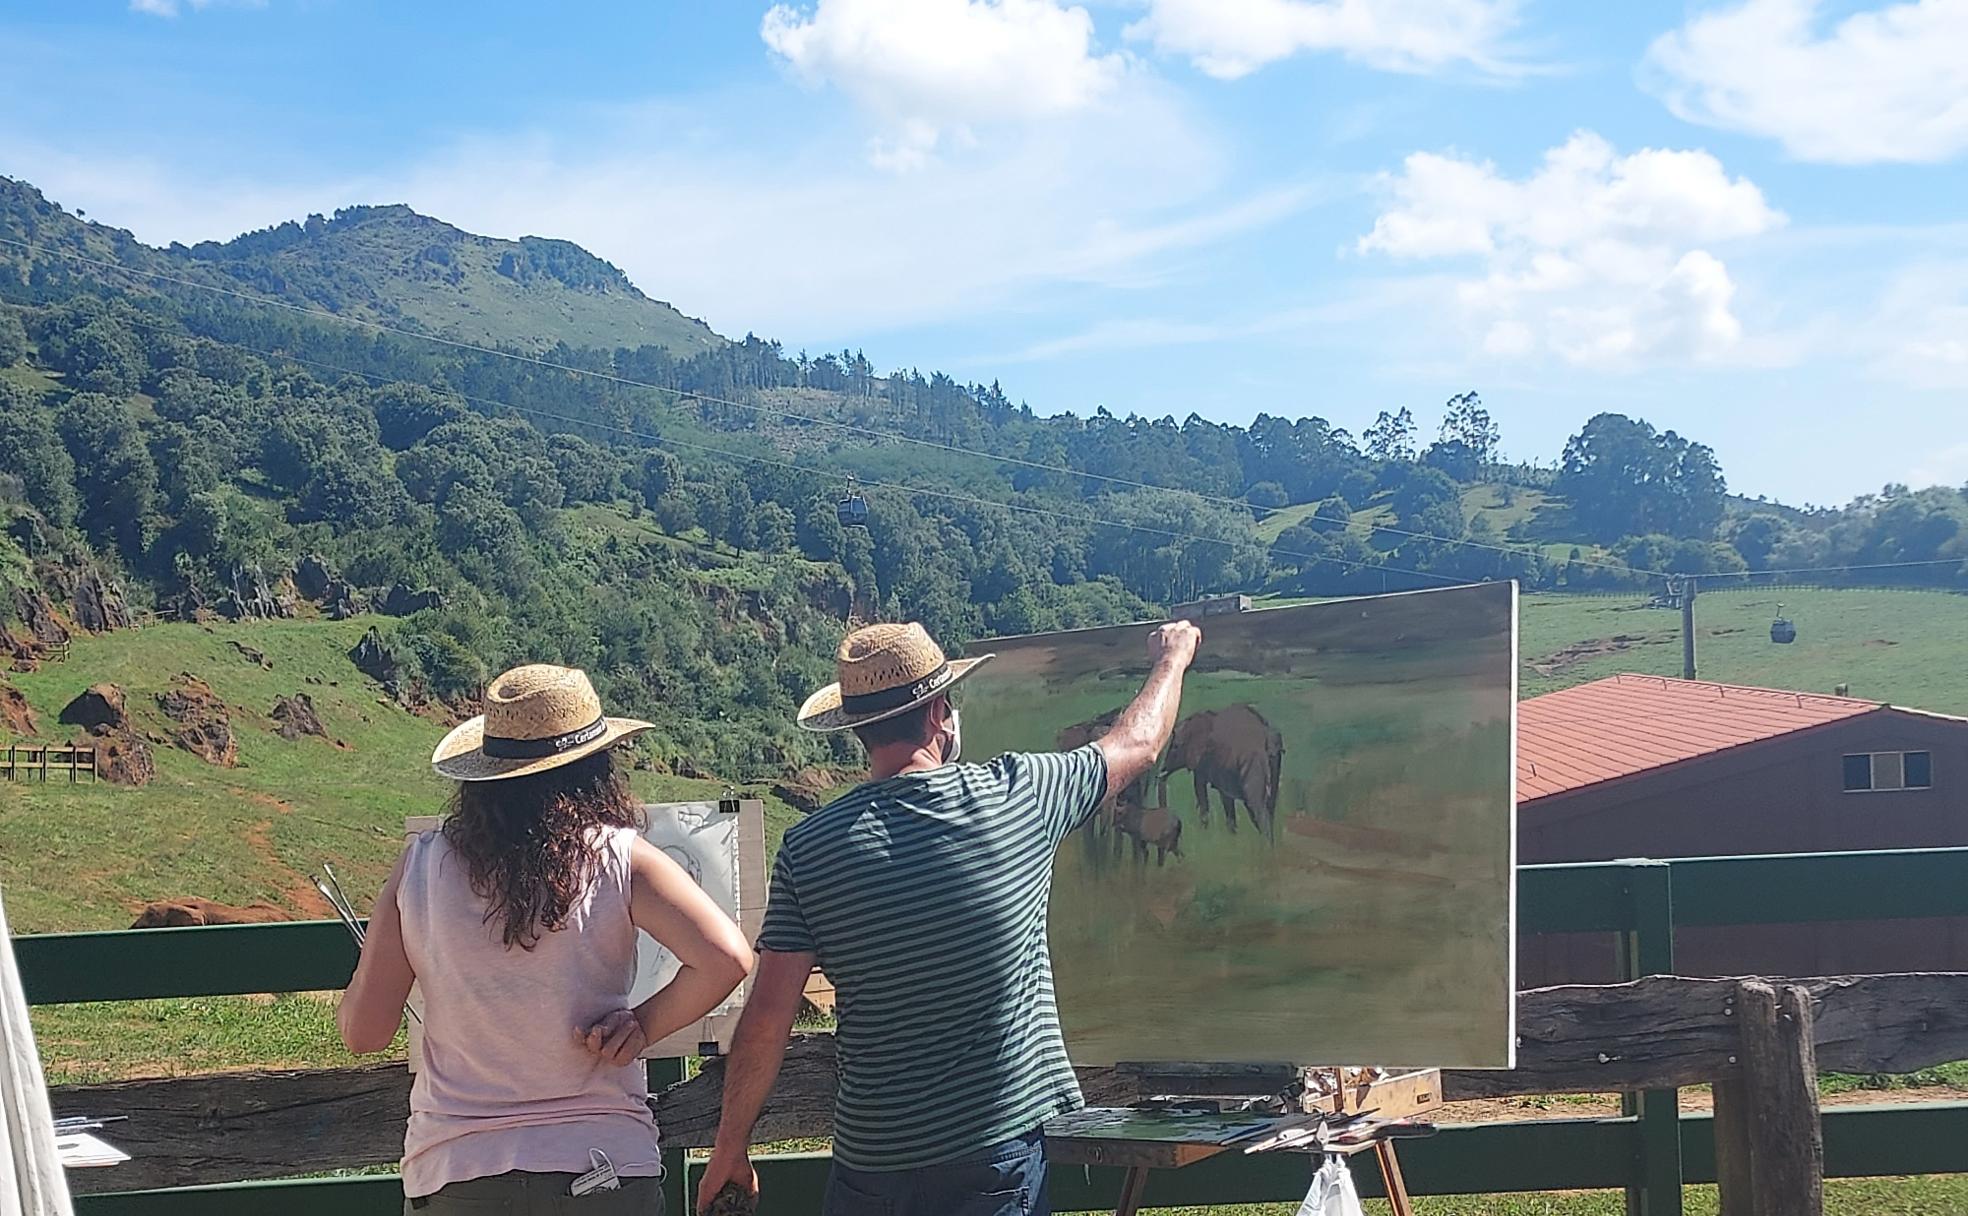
[3,175,1966,779]
[0,178,720,357]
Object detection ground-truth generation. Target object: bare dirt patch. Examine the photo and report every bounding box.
[243,817,334,918]
[1527,634,1662,677]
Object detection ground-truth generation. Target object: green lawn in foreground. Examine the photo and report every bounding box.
[1116,1179,1967,1215]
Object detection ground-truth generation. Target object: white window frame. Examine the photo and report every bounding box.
[1842,749,1934,794]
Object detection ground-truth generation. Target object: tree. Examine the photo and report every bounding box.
[1730,514,1790,570]
[1437,391,1499,468]
[0,309,26,367]
[1391,467,1463,538]
[637,450,679,509]
[1363,407,1417,463]
[1313,495,1352,525]
[57,392,158,560]
[371,384,466,450]
[0,389,78,528]
[1557,413,1726,542]
[1246,481,1288,509]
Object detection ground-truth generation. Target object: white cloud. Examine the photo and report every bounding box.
[1644,0,1968,164]
[1867,260,1968,389]
[130,0,264,15]
[761,0,1126,169]
[1358,131,1784,367]
[1125,0,1523,79]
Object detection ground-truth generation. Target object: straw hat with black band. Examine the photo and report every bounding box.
[432,664,653,782]
[797,622,994,733]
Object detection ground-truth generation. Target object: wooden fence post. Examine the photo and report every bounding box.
[1714,979,1823,1216]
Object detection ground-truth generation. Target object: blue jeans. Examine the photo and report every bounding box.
[821,1130,1047,1216]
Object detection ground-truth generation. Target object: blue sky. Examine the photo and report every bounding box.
[3,1,1965,507]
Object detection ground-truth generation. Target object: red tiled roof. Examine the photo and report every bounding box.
[1518,675,1881,803]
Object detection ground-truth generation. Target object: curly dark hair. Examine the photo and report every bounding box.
[441,751,641,950]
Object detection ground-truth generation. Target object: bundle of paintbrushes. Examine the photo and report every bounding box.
[316,863,422,1025]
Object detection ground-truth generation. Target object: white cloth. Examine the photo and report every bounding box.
[0,886,73,1216]
[1295,1155,1364,1216]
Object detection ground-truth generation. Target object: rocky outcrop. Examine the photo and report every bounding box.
[59,683,127,731]
[379,582,444,617]
[349,626,411,702]
[91,729,155,786]
[325,580,367,620]
[293,554,334,602]
[156,673,238,767]
[217,565,294,622]
[271,693,326,741]
[0,680,37,737]
[169,571,210,623]
[10,587,69,648]
[771,767,851,815]
[71,569,132,632]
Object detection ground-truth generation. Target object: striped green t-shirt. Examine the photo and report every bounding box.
[756,745,1108,1170]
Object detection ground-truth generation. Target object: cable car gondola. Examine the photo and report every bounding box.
[1770,603,1796,645]
[837,477,870,529]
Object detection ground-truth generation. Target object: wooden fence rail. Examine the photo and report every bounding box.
[45,972,1968,1207]
[1,742,97,782]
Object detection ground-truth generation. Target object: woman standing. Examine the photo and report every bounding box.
[339,664,753,1214]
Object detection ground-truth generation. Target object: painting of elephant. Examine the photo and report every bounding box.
[1159,704,1282,841]
[1057,708,1150,853]
[956,582,1518,1070]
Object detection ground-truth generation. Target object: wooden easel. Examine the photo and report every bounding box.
[1046,1066,1440,1216]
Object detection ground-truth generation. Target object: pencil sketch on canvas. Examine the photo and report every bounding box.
[629,801,742,1012]
[960,582,1518,1069]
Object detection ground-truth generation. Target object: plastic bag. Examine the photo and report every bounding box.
[1294,1155,1365,1216]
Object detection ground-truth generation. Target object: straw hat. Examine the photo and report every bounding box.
[432,664,653,782]
[797,622,993,733]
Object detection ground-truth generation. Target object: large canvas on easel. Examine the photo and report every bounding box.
[960,582,1517,1068]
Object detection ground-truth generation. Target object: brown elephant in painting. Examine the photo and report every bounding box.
[1158,704,1283,841]
[1114,802,1183,868]
[1057,708,1149,852]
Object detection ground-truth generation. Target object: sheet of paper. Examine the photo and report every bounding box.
[629,802,742,1011]
[54,1131,129,1168]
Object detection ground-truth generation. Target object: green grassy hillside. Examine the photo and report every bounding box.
[0,617,808,936]
[1257,482,1567,548]
[1,177,722,356]
[1520,585,1968,710]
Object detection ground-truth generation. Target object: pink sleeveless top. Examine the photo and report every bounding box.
[395,825,660,1198]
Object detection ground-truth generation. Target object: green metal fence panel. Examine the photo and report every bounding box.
[1518,861,1642,934]
[16,922,359,1005]
[1668,848,1968,927]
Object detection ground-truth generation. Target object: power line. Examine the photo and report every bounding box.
[0,235,1628,576]
[1695,557,1966,580]
[128,322,1474,590]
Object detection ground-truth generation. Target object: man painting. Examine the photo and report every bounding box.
[698,618,1201,1216]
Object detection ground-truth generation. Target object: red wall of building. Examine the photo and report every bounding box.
[1518,709,1968,987]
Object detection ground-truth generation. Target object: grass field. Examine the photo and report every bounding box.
[1519,584,1968,712]
[1117,1178,1968,1215]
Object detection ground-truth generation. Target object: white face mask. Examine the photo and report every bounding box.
[940,705,963,765]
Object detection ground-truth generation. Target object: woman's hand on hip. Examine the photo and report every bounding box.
[577,1008,649,1066]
